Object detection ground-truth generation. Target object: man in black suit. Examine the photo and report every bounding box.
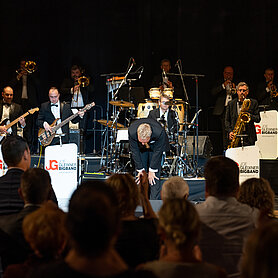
[0,168,55,270]
[37,87,84,146]
[128,118,168,200]
[225,82,260,147]
[9,59,40,153]
[0,86,26,139]
[211,66,237,150]
[148,93,178,134]
[151,59,183,99]
[256,68,278,111]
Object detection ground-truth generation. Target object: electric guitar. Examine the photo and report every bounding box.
[0,107,39,142]
[38,102,95,146]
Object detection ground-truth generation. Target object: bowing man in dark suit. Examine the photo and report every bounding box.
[37,87,84,146]
[148,93,178,134]
[0,86,26,138]
[128,118,168,200]
[225,82,260,147]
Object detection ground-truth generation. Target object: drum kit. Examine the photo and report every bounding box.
[97,86,197,177]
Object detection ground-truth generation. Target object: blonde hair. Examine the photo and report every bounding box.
[161,176,189,200]
[23,202,67,258]
[137,123,152,140]
[106,173,140,217]
[158,199,200,249]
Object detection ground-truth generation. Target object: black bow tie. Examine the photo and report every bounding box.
[51,104,58,107]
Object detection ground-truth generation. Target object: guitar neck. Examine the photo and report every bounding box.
[5,111,30,129]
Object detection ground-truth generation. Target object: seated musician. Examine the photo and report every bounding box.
[0,86,26,138]
[150,59,183,99]
[225,82,260,148]
[37,87,85,146]
[148,93,178,135]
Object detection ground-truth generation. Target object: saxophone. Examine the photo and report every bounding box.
[228,98,251,148]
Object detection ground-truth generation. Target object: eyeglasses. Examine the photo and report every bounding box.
[238,89,247,92]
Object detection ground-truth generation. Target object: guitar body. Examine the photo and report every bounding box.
[38,119,59,147]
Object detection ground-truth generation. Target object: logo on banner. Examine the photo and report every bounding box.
[256,124,278,135]
[239,162,259,174]
[46,159,77,171]
[0,160,3,170]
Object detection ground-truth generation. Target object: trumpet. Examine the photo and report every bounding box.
[77,76,90,87]
[225,80,237,95]
[16,61,37,75]
[268,82,278,98]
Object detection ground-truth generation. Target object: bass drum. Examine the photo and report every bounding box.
[137,101,158,118]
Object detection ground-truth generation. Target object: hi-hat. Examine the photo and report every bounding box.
[109,100,135,108]
[97,120,125,129]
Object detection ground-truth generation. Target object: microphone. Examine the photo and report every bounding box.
[162,68,167,79]
[138,66,144,79]
[131,57,136,65]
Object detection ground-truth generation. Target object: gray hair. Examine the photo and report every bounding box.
[236,82,249,91]
[161,176,189,201]
[137,123,152,140]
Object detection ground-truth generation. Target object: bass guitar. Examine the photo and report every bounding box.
[0,107,39,142]
[38,102,95,146]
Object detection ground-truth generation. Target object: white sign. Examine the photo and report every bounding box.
[255,110,278,159]
[225,145,260,184]
[45,143,78,210]
[0,149,8,177]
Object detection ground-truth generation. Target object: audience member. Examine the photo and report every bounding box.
[29,181,155,278]
[106,172,159,267]
[161,176,189,201]
[140,199,226,278]
[195,156,259,278]
[240,221,278,278]
[0,168,57,270]
[3,202,67,278]
[238,177,275,219]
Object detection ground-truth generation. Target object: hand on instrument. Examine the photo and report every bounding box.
[19,117,26,128]
[224,79,232,88]
[139,170,149,198]
[16,69,27,80]
[0,126,7,134]
[229,131,235,140]
[167,80,173,88]
[148,171,159,186]
[43,122,53,133]
[78,110,85,118]
[73,84,80,93]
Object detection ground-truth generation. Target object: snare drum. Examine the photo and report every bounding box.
[137,101,158,118]
[149,88,161,99]
[163,88,174,99]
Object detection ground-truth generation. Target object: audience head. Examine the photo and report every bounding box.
[204,156,239,197]
[241,221,278,278]
[23,202,67,259]
[106,173,139,217]
[1,135,30,168]
[161,176,189,201]
[20,168,52,205]
[158,199,200,250]
[66,181,119,258]
[238,178,274,217]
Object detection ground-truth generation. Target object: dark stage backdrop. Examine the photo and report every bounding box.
[0,0,277,152]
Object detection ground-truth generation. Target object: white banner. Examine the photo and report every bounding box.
[45,143,78,210]
[225,145,260,184]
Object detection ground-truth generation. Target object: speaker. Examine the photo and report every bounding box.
[69,129,83,153]
[186,135,213,158]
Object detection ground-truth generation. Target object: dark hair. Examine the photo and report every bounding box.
[241,221,278,278]
[66,181,119,257]
[204,156,239,197]
[160,59,171,65]
[71,65,82,72]
[238,178,274,216]
[1,136,29,167]
[20,168,52,204]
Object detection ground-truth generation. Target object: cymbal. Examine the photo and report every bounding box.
[97,120,125,129]
[109,100,135,108]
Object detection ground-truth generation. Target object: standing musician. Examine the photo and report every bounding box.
[211,66,237,150]
[37,87,84,146]
[0,86,26,137]
[128,118,168,200]
[225,82,260,147]
[148,93,178,134]
[151,59,183,99]
[256,67,278,110]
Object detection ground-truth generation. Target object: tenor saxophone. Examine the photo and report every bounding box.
[228,98,251,149]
